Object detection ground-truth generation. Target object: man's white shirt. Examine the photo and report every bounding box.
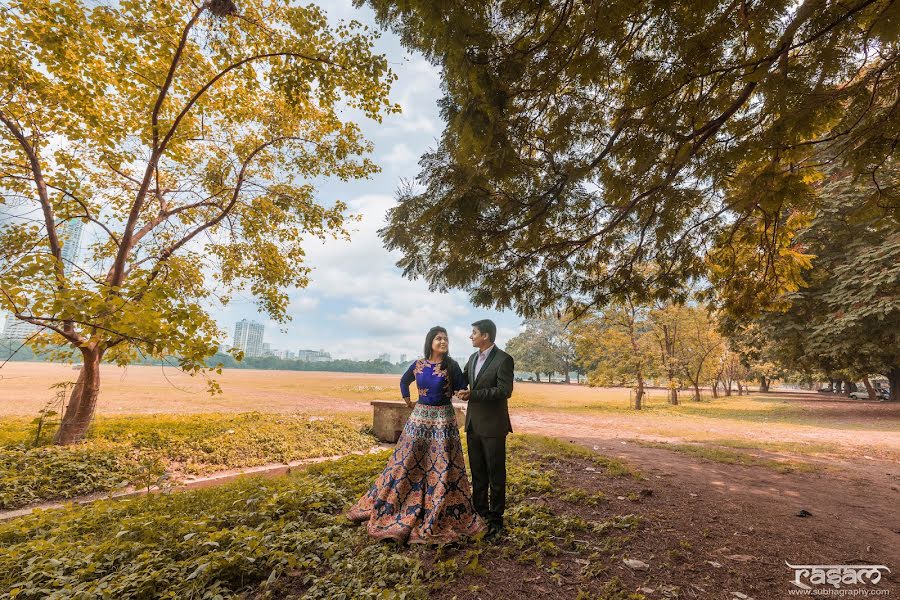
[473,345,495,381]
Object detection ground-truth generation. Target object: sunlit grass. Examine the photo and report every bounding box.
[638,440,819,473]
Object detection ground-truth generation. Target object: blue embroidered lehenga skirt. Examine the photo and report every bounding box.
[347,403,486,544]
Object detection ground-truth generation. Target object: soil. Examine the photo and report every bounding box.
[265,434,898,599]
[427,440,900,599]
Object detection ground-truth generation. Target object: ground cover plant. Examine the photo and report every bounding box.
[0,435,646,599]
[0,413,375,510]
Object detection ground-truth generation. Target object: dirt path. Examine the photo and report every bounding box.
[513,408,900,459]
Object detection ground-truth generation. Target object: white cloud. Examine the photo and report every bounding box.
[381,142,418,169]
[204,10,522,360]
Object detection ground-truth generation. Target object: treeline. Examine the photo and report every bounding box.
[0,344,407,375]
[204,353,408,374]
[507,306,752,408]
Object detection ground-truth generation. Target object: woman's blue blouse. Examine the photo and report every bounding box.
[400,359,467,406]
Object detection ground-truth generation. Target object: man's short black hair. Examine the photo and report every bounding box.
[471,319,497,343]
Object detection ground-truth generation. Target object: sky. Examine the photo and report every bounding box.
[205,1,522,361]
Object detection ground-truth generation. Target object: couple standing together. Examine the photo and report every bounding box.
[347,319,514,544]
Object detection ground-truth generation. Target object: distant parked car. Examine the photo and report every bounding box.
[848,389,890,400]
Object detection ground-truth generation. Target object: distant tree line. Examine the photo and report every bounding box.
[0,344,407,375]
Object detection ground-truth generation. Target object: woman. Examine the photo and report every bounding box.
[347,326,486,544]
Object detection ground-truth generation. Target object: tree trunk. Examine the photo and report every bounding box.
[564,358,571,384]
[54,350,101,445]
[736,380,744,395]
[759,376,770,393]
[712,378,720,398]
[834,380,843,394]
[668,384,679,405]
[846,380,857,394]
[634,376,644,410]
[862,377,877,402]
[725,378,733,396]
[887,367,900,402]
[692,381,701,402]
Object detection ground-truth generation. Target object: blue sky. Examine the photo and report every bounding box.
[204,1,522,361]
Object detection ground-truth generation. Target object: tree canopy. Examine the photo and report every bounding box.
[365,0,898,317]
[0,0,397,442]
[727,168,900,399]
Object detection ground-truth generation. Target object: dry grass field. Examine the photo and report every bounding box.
[2,362,899,460]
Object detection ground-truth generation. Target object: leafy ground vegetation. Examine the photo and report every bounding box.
[0,435,647,599]
[2,432,897,598]
[0,413,375,510]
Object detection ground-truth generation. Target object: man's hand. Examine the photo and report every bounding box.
[456,389,471,402]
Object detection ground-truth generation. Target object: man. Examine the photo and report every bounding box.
[457,319,514,539]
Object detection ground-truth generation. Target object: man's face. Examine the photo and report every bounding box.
[470,326,489,348]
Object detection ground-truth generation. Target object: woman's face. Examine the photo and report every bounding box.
[431,331,449,356]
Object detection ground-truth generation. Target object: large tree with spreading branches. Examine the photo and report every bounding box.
[0,0,397,443]
[363,0,897,318]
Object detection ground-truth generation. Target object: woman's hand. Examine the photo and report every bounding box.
[403,397,414,408]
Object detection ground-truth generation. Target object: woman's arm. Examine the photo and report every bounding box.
[451,361,467,394]
[400,361,416,406]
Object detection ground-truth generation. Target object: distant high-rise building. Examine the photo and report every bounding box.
[399,353,407,364]
[58,220,84,276]
[1,221,83,342]
[261,342,272,356]
[233,319,264,357]
[377,352,390,362]
[1,313,39,340]
[297,349,331,362]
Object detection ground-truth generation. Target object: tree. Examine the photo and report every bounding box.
[675,307,725,402]
[0,0,397,443]
[648,303,684,405]
[365,0,897,318]
[723,167,900,401]
[505,332,545,381]
[572,298,656,409]
[505,316,569,381]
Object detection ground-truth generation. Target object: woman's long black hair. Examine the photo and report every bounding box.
[423,326,460,400]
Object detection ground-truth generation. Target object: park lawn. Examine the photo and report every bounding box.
[0,434,646,600]
[0,413,375,510]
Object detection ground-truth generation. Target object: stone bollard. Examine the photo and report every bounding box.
[370,400,467,443]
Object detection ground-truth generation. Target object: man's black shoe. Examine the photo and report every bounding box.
[485,524,504,541]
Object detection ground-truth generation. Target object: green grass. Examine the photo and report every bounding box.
[0,434,643,600]
[639,441,819,473]
[0,413,376,510]
[701,437,843,456]
[508,434,642,478]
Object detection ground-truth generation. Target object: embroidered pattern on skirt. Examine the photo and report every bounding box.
[346,403,486,544]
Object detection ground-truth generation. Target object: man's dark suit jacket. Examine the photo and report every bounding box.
[464,346,514,437]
